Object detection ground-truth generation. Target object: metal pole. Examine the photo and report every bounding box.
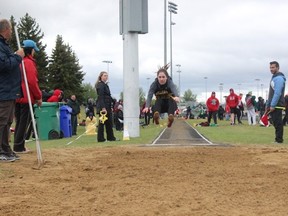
[146,77,150,94]
[170,11,173,79]
[219,83,223,104]
[261,84,264,97]
[102,60,112,72]
[123,33,140,137]
[164,0,167,65]
[177,70,181,96]
[255,79,260,98]
[204,77,208,101]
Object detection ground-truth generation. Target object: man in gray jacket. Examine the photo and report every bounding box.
[266,61,286,144]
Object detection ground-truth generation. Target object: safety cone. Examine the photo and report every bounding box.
[123,125,130,141]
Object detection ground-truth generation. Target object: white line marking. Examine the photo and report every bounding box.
[152,126,167,145]
[185,121,213,145]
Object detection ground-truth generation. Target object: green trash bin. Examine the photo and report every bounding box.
[34,102,62,140]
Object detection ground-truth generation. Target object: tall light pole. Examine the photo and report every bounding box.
[255,78,260,98]
[176,64,181,96]
[260,83,264,97]
[102,60,112,72]
[204,77,208,101]
[219,83,223,104]
[168,1,178,79]
[164,0,167,65]
[146,77,150,94]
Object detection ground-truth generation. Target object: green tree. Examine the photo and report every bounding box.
[82,83,97,104]
[183,89,197,102]
[48,35,85,102]
[10,13,49,89]
[139,87,146,106]
[9,16,18,51]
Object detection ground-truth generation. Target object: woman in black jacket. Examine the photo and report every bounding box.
[95,71,117,142]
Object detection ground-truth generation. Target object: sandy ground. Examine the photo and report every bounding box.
[1,145,288,216]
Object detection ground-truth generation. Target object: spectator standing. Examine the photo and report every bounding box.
[226,88,239,125]
[218,105,225,120]
[186,106,192,119]
[257,96,266,119]
[245,91,257,125]
[236,93,244,124]
[95,71,118,142]
[206,91,219,125]
[85,98,95,117]
[0,19,24,162]
[282,94,288,126]
[141,101,150,126]
[143,65,180,127]
[67,95,80,136]
[13,39,42,153]
[115,104,124,131]
[266,61,286,143]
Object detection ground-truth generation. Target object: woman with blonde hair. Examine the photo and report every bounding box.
[95,71,117,142]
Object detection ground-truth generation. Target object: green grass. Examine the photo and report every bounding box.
[186,118,288,146]
[24,122,164,151]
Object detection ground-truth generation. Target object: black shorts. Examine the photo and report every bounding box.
[230,107,237,114]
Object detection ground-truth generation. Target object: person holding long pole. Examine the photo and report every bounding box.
[13,39,42,154]
[0,19,24,162]
[14,27,44,166]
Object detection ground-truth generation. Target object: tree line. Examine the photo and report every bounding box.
[8,13,197,105]
[9,13,85,103]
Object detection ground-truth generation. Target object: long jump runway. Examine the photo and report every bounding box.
[150,119,218,146]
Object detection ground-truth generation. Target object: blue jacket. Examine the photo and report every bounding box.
[267,72,286,108]
[0,35,22,101]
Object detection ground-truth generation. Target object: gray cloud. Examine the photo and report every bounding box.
[2,0,287,101]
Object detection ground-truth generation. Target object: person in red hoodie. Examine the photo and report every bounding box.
[226,88,239,125]
[206,91,219,125]
[47,89,63,102]
[13,40,42,154]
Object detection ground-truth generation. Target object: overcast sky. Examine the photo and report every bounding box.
[2,0,288,102]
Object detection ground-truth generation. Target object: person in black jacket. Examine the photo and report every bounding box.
[67,95,80,136]
[142,65,180,127]
[0,19,24,162]
[95,71,117,142]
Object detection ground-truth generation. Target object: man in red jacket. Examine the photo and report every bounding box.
[226,88,239,125]
[206,91,220,125]
[13,40,42,154]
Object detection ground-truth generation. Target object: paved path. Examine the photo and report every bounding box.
[151,119,216,146]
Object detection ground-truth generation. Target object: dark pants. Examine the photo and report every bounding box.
[235,108,242,123]
[282,109,288,125]
[0,100,15,155]
[71,114,78,135]
[271,109,284,143]
[154,98,177,115]
[97,111,115,142]
[208,111,217,124]
[14,103,31,151]
[144,112,150,125]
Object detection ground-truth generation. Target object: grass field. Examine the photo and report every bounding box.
[187,118,288,146]
[21,117,288,153]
